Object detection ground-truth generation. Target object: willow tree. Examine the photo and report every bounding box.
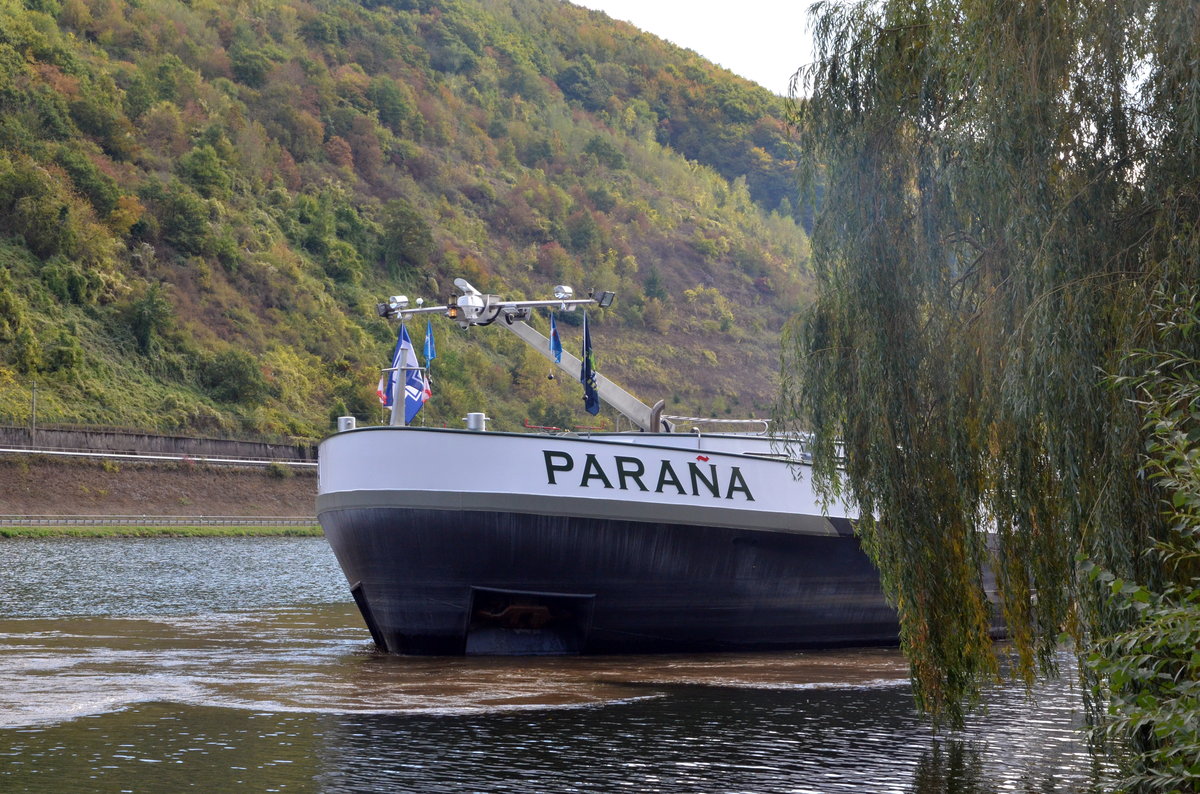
[782,0,1200,730]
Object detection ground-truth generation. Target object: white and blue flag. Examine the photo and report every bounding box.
[377,324,430,424]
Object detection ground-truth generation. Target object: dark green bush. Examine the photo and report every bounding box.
[177,145,232,200]
[378,198,435,273]
[155,182,212,255]
[41,256,101,305]
[126,283,173,354]
[54,147,120,216]
[199,349,270,405]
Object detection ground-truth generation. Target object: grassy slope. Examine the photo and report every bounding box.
[0,0,811,439]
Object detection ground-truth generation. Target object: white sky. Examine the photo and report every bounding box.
[571,1,815,96]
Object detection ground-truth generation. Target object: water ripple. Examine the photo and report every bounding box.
[0,537,1110,793]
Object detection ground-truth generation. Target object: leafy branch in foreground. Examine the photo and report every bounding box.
[1088,292,1200,793]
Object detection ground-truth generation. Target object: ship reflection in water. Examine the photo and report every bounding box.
[0,538,1107,792]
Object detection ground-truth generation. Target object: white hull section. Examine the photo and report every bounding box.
[318,427,855,536]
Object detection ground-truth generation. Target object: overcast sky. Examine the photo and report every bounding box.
[570,0,815,96]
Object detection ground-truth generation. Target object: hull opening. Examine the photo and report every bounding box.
[465,587,595,655]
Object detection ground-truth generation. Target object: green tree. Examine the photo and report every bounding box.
[230,42,274,88]
[127,283,173,354]
[583,134,625,170]
[556,56,610,111]
[177,144,232,200]
[0,154,77,259]
[69,93,135,159]
[366,76,413,133]
[378,199,435,274]
[54,147,120,216]
[783,0,1200,736]
[154,182,211,255]
[643,267,666,301]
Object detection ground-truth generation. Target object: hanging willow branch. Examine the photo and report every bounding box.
[783,0,1200,729]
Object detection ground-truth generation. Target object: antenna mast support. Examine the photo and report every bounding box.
[377,281,663,431]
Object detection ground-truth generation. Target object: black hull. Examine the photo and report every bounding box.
[320,506,899,655]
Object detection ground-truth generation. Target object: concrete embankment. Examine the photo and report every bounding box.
[0,454,318,535]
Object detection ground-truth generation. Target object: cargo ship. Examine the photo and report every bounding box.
[317,281,898,655]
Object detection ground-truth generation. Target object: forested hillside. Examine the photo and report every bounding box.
[0,0,811,439]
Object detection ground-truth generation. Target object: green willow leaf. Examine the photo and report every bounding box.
[785,0,1200,753]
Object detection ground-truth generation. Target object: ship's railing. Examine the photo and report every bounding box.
[0,515,317,527]
[521,419,606,434]
[661,415,771,434]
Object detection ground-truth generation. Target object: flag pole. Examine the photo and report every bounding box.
[390,356,405,427]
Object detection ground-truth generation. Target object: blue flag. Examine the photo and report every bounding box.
[399,324,430,424]
[549,313,562,364]
[580,312,599,415]
[424,318,436,363]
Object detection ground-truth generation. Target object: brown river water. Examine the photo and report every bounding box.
[0,537,1110,792]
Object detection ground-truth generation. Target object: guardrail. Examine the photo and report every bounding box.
[0,424,318,462]
[0,515,318,527]
[0,419,315,447]
[0,446,317,468]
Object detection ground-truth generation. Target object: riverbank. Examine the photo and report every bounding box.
[0,454,316,518]
[0,525,322,538]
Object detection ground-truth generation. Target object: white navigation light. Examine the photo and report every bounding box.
[416,298,424,307]
[389,295,410,311]
[553,285,574,301]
